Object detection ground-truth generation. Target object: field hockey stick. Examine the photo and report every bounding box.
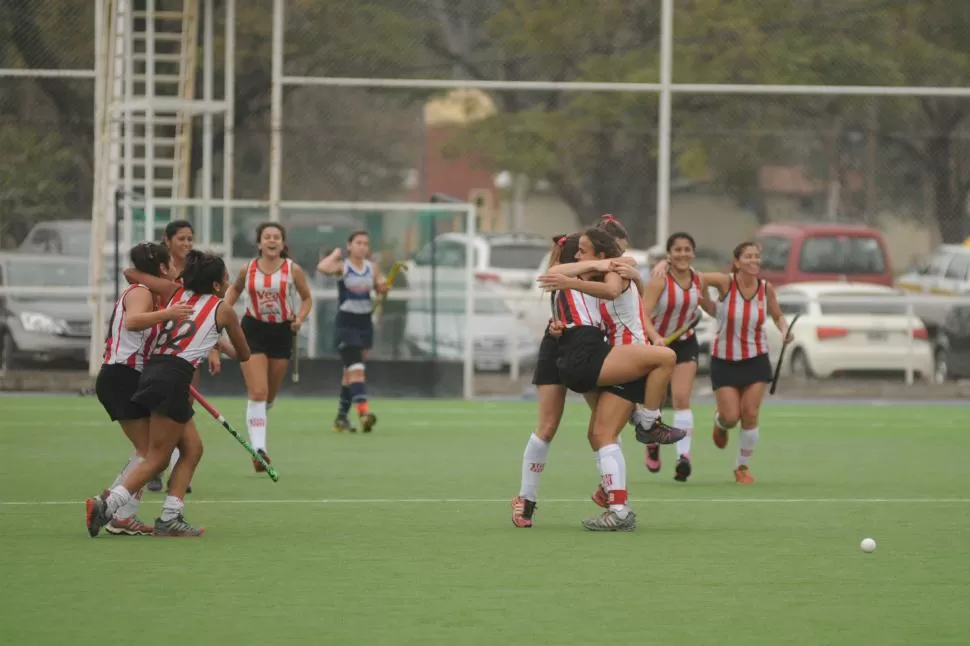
[291,330,300,383]
[372,261,408,317]
[769,313,801,396]
[663,313,702,346]
[189,385,279,482]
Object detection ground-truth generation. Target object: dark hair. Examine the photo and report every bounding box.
[255,222,289,259]
[163,219,193,242]
[347,230,369,244]
[548,232,581,269]
[733,240,759,260]
[583,227,622,258]
[666,232,696,252]
[129,242,171,277]
[596,214,628,242]
[179,250,226,294]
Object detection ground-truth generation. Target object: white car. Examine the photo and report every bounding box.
[402,281,536,372]
[407,232,551,294]
[768,282,933,380]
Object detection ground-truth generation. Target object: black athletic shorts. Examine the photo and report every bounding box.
[669,335,700,365]
[130,355,197,424]
[334,311,373,351]
[710,354,772,391]
[96,364,148,422]
[556,326,611,394]
[602,376,646,405]
[531,333,562,386]
[242,315,293,359]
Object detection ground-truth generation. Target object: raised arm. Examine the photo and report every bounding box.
[123,287,193,331]
[316,248,344,276]
[216,303,251,363]
[223,265,248,308]
[290,263,313,331]
[699,272,732,300]
[538,271,623,301]
[123,268,180,303]
[766,283,793,343]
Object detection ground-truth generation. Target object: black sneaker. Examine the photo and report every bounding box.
[635,419,687,445]
[332,416,355,433]
[674,454,692,482]
[360,412,377,433]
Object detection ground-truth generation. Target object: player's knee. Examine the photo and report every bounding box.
[716,410,740,429]
[740,407,760,429]
[346,363,365,382]
[248,385,269,401]
[671,389,691,410]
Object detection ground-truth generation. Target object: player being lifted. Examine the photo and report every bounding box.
[223,222,312,471]
[317,231,388,433]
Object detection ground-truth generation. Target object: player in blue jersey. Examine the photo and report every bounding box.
[317,231,388,433]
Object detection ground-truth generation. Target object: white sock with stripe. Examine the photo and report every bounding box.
[519,433,550,502]
[737,427,759,467]
[247,400,267,451]
[674,409,693,457]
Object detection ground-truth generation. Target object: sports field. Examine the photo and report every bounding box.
[2,395,969,645]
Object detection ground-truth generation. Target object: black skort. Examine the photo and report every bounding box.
[96,364,148,422]
[556,325,611,394]
[130,355,197,424]
[603,376,645,405]
[710,353,773,391]
[531,333,562,386]
[334,311,373,351]
[669,335,700,365]
[242,315,293,359]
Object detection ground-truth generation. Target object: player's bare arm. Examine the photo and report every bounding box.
[640,274,667,345]
[316,248,344,276]
[766,283,793,343]
[223,266,248,308]
[124,288,192,331]
[538,271,623,301]
[291,264,313,331]
[123,268,180,303]
[218,304,251,363]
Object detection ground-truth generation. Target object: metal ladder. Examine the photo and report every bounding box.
[108,0,199,237]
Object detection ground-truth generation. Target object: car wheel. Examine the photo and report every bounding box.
[789,348,815,379]
[0,331,16,372]
[933,348,948,384]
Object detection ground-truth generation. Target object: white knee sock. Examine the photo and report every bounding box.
[247,400,268,451]
[109,454,142,490]
[596,443,629,517]
[519,433,550,502]
[160,495,184,522]
[737,427,760,467]
[674,409,693,457]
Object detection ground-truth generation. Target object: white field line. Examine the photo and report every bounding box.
[3,497,970,507]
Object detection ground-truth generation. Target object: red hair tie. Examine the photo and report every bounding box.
[601,214,617,224]
[556,236,567,248]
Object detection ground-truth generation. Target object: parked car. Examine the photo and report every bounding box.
[767,282,933,380]
[407,232,550,294]
[933,301,970,382]
[894,244,970,340]
[403,281,536,372]
[0,253,93,370]
[756,222,894,287]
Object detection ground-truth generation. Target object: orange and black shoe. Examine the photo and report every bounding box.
[734,465,754,484]
[511,496,537,528]
[591,484,609,509]
[106,515,155,536]
[713,423,729,449]
[253,449,271,473]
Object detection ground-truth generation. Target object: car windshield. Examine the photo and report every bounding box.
[4,259,92,301]
[60,232,92,256]
[488,244,549,270]
[799,236,886,274]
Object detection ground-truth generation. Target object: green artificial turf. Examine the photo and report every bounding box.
[1,396,968,645]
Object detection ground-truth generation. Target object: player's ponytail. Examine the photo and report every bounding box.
[179,249,226,294]
[595,214,628,244]
[129,242,171,277]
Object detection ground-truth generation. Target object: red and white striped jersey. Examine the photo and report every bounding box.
[712,275,768,361]
[555,289,602,329]
[651,271,701,341]
[102,284,158,372]
[244,258,293,323]
[600,284,646,346]
[152,288,223,367]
